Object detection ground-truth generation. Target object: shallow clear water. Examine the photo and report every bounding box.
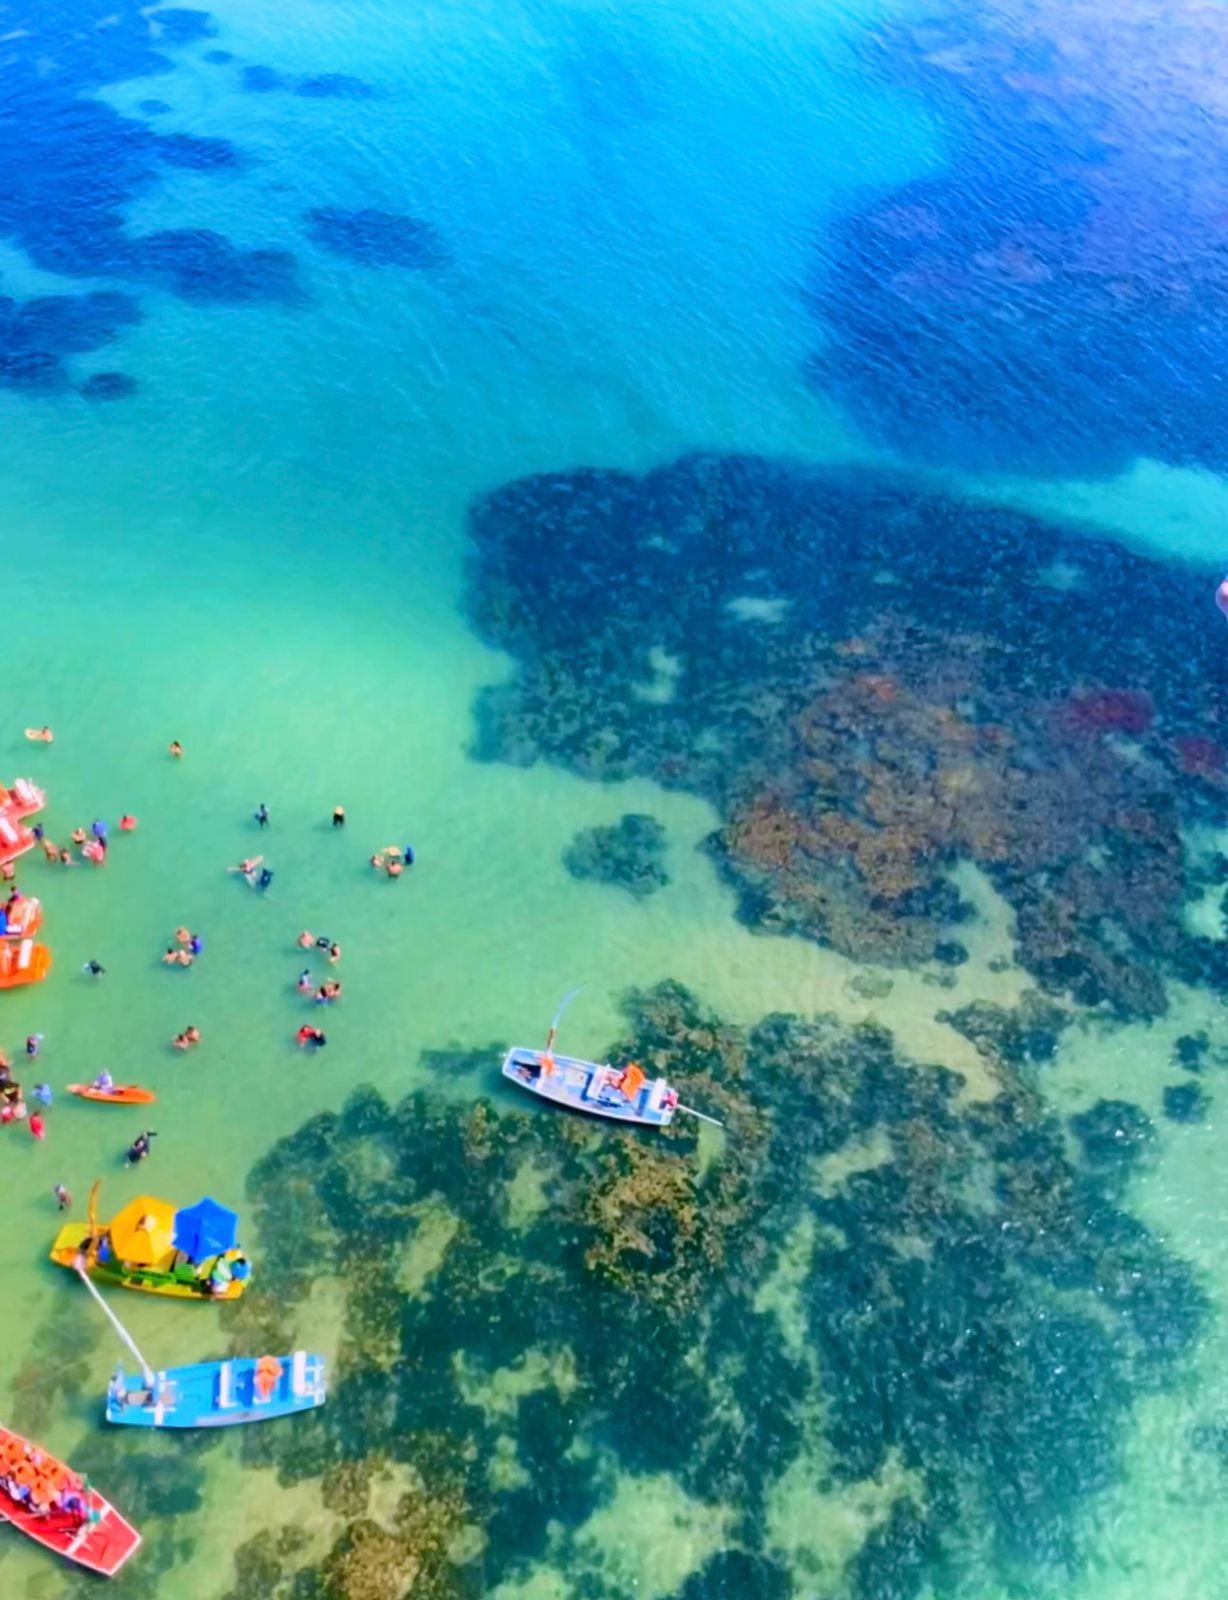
[1,1,1225,1596]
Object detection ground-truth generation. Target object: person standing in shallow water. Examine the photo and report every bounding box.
[255,803,269,829]
[332,805,345,828]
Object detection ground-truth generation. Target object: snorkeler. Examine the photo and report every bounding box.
[126,1130,156,1165]
[26,1034,42,1057]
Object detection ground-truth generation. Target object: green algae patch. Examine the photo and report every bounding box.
[230,980,1204,1600]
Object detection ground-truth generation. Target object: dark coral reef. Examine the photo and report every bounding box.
[0,0,300,392]
[207,982,1200,1600]
[466,451,1228,1019]
[564,812,670,898]
[305,208,449,271]
[813,0,1228,476]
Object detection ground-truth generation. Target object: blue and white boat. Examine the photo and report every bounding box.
[106,1352,326,1429]
[502,1045,681,1127]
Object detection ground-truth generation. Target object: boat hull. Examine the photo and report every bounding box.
[67,1085,156,1105]
[501,1047,676,1126]
[107,1352,326,1428]
[0,1424,140,1576]
[50,1225,247,1300]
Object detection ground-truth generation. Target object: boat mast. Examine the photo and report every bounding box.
[545,986,583,1054]
[73,1265,156,1388]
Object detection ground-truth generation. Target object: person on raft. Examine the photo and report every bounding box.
[92,1070,115,1094]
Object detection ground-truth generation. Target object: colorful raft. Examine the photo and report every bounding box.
[1,895,42,939]
[0,937,51,989]
[51,1225,249,1300]
[0,778,45,819]
[0,1423,140,1577]
[0,812,34,866]
[106,1352,326,1429]
[51,1187,251,1301]
[67,1084,156,1105]
[501,1046,678,1127]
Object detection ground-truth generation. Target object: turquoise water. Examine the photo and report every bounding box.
[1,1,1226,1596]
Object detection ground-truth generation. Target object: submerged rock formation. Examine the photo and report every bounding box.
[207,982,1201,1600]
[563,812,670,898]
[466,451,1228,1018]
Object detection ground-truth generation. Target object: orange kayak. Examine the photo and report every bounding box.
[68,1084,156,1105]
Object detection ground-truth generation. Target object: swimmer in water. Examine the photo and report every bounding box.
[328,941,341,964]
[119,815,137,831]
[28,1112,45,1140]
[25,727,53,743]
[83,959,105,977]
[257,867,273,891]
[1217,578,1228,620]
[332,805,345,828]
[40,839,58,862]
[370,852,385,870]
[231,856,263,876]
[174,927,192,945]
[126,1130,156,1165]
[169,740,183,758]
[70,828,86,847]
[297,931,314,949]
[254,803,269,829]
[387,858,403,878]
[189,934,203,956]
[162,947,193,967]
[172,1025,201,1050]
[297,969,313,993]
[296,1026,326,1048]
[59,849,77,867]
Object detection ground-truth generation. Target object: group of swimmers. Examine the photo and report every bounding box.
[163,927,204,968]
[0,1045,50,1138]
[371,844,415,879]
[34,814,135,870]
[0,1436,91,1523]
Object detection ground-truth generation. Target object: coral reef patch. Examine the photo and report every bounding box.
[812,0,1228,477]
[0,0,300,391]
[564,812,670,898]
[219,982,1202,1599]
[466,451,1228,1019]
[305,207,450,271]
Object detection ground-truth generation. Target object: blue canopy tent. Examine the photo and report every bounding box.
[173,1197,239,1263]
